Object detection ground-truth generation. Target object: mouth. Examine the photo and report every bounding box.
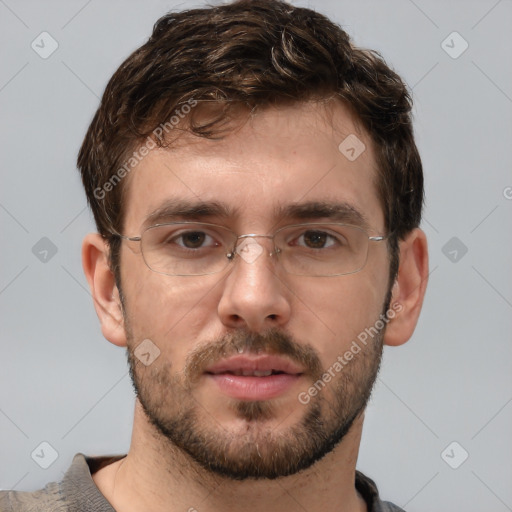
[204,354,304,401]
[208,369,286,377]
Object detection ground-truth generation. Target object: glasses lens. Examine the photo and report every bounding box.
[140,223,235,276]
[275,224,369,276]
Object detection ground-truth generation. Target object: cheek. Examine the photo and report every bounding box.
[292,276,385,366]
[121,263,221,364]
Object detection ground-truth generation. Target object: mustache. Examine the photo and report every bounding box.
[184,328,324,384]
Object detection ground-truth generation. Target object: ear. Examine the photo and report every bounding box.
[383,228,429,347]
[82,233,127,347]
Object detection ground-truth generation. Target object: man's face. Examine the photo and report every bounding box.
[119,101,392,479]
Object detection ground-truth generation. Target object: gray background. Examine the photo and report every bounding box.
[1,0,511,510]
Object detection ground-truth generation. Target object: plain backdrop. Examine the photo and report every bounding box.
[1,1,511,511]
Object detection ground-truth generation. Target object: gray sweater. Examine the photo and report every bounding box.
[0,453,405,511]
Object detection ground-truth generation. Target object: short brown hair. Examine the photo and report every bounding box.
[77,0,423,287]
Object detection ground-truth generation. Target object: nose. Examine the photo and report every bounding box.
[217,236,291,331]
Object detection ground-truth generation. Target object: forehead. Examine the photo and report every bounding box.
[122,100,384,233]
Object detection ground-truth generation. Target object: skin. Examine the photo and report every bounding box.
[83,100,428,512]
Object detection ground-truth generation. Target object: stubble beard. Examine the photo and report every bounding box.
[124,316,385,481]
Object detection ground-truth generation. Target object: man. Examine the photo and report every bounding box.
[0,0,428,510]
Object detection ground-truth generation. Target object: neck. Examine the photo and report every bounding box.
[93,400,368,512]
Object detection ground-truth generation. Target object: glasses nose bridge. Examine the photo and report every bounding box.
[237,233,275,241]
[234,233,279,257]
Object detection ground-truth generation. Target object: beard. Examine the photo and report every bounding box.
[124,308,387,481]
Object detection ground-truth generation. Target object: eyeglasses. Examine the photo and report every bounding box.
[113,222,390,277]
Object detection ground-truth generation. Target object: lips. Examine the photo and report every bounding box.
[205,354,304,377]
[204,355,304,401]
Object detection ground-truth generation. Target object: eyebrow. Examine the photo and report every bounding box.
[274,201,370,231]
[142,200,237,228]
[142,199,370,231]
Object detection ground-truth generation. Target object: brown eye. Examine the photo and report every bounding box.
[180,231,206,248]
[303,231,329,248]
[294,230,339,249]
